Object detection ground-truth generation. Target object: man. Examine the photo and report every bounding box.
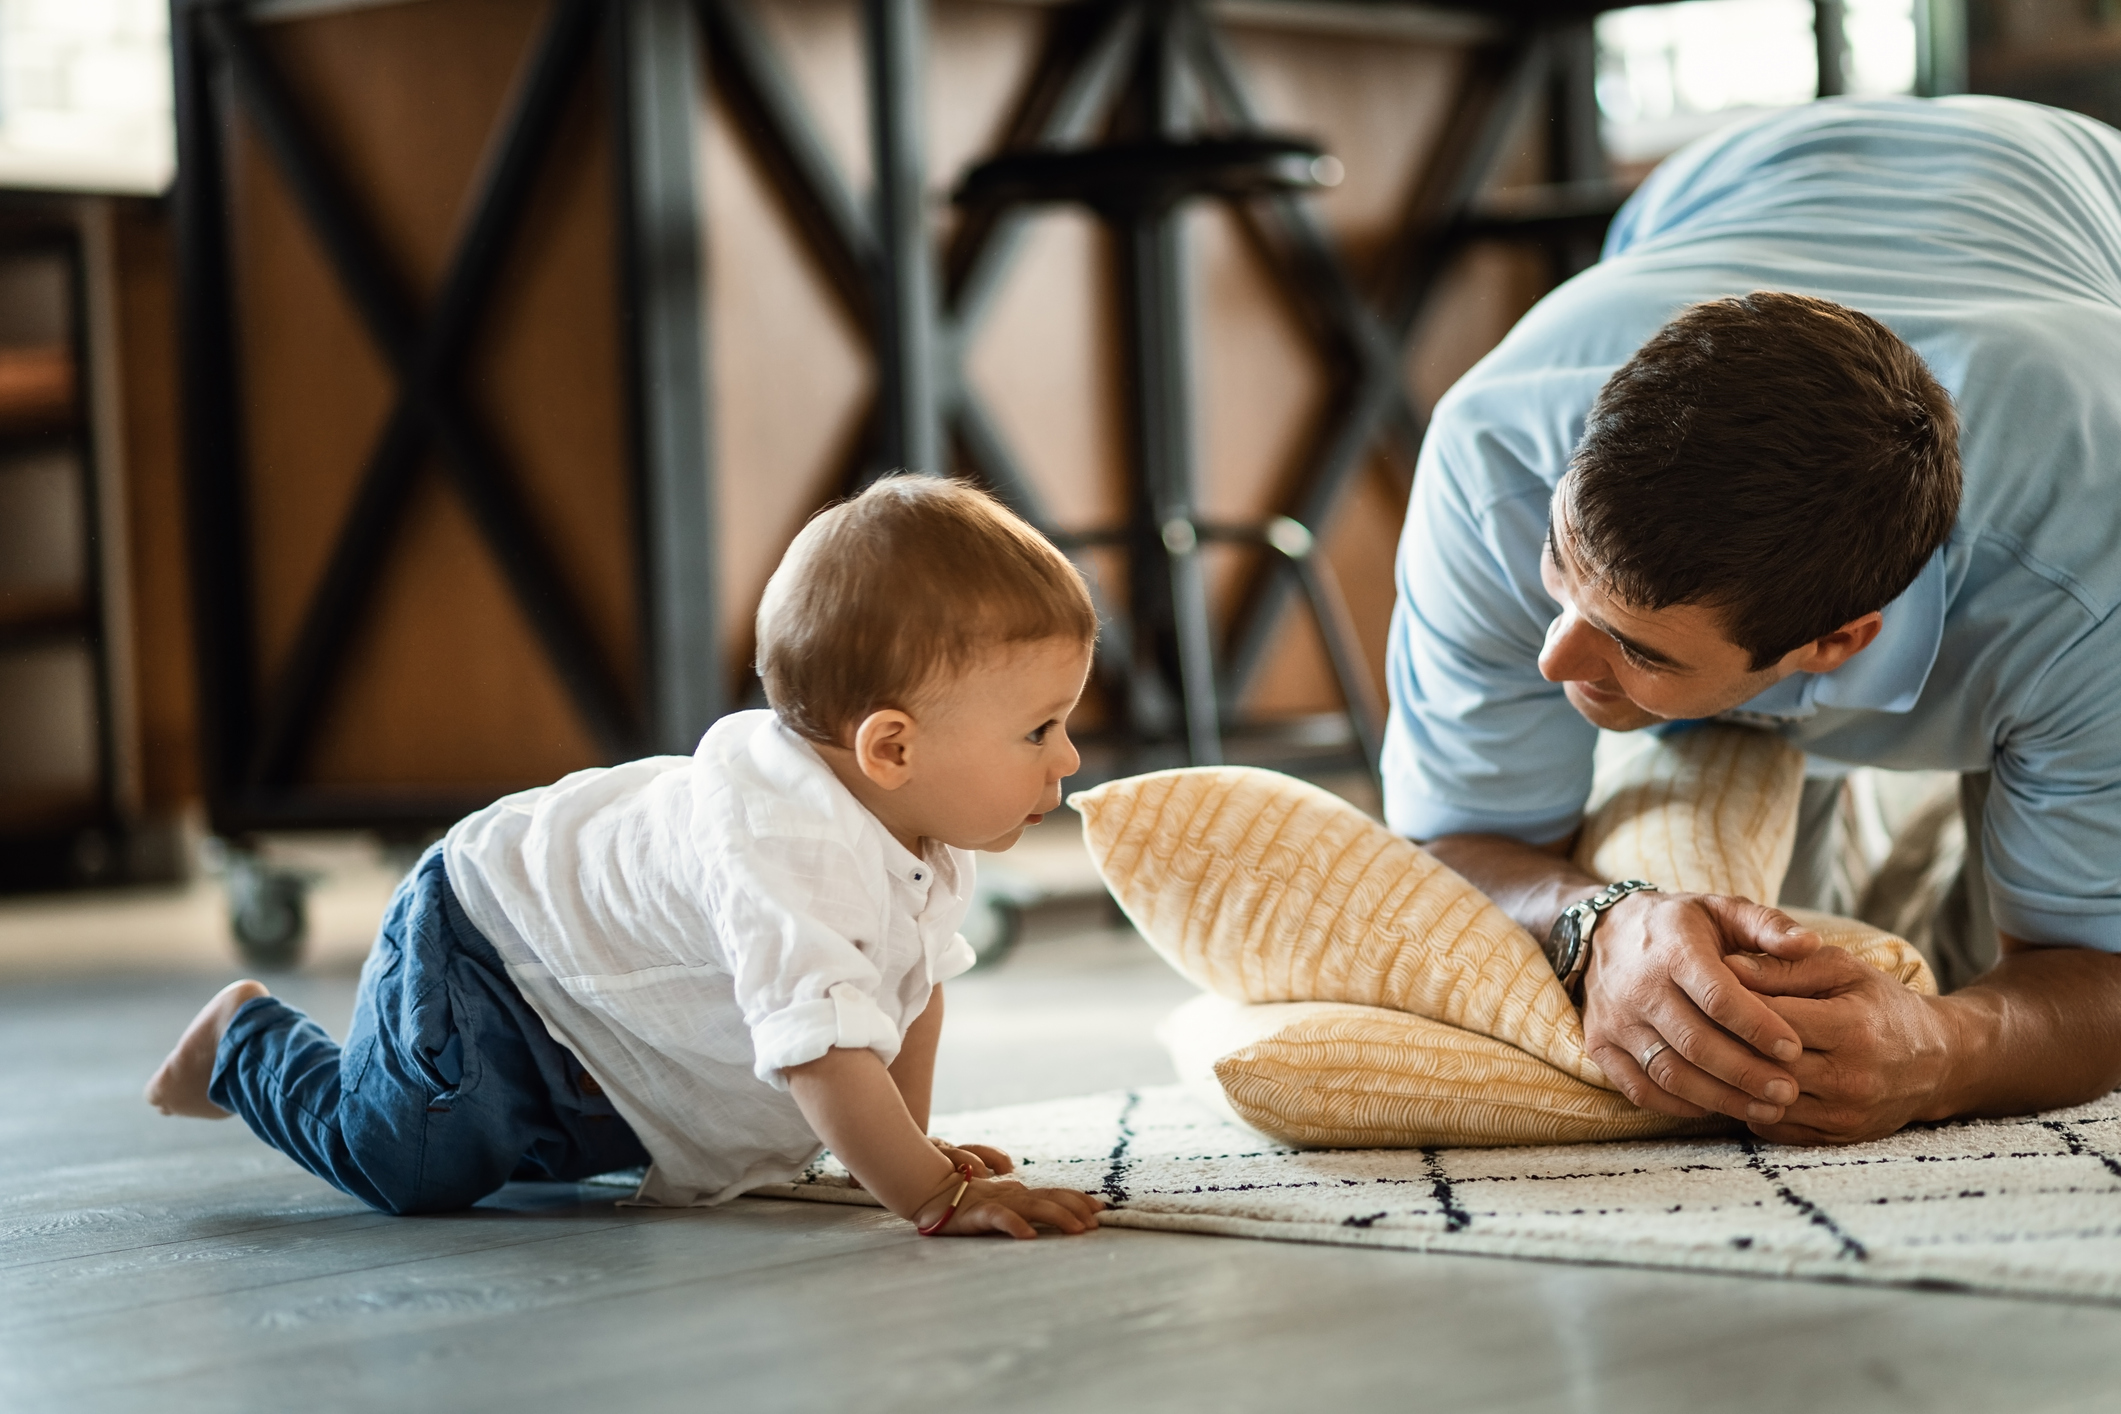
[1386,96,2121,1145]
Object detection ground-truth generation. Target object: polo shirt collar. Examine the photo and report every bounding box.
[1723,550,1946,723]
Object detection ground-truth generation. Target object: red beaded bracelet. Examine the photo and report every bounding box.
[916,1162,975,1236]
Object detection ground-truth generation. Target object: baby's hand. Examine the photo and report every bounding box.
[918,1174,1105,1239]
[931,1136,1014,1178]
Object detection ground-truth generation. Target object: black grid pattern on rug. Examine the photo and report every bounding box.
[756,1086,2121,1303]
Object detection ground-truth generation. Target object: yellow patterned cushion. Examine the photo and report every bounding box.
[1782,909,1934,992]
[1574,726,1934,993]
[1575,726,1806,901]
[1160,994,1720,1148]
[1071,724,1935,1149]
[1069,766,1605,1087]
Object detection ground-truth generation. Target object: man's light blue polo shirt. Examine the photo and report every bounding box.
[1385,96,2121,951]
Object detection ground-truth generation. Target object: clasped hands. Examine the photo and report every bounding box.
[1582,891,1959,1143]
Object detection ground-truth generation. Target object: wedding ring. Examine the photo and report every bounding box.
[1639,1039,1670,1071]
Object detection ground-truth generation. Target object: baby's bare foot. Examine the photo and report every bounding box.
[145,980,270,1118]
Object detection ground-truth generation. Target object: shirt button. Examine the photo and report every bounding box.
[913,871,923,881]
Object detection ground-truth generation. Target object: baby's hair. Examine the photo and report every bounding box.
[756,475,1098,745]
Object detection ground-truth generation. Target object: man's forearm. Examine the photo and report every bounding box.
[1933,944,2121,1120]
[1425,831,1600,941]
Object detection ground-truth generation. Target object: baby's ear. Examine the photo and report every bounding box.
[853,708,917,789]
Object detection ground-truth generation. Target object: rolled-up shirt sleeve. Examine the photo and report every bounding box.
[1982,609,2121,952]
[934,932,978,984]
[1383,392,1598,844]
[716,835,910,1086]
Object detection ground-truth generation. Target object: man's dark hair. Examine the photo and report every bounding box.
[1565,292,1960,668]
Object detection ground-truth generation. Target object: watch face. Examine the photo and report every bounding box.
[1546,910,1584,976]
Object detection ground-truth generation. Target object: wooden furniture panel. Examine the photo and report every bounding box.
[230,0,634,794]
[1964,0,2121,128]
[113,201,198,816]
[0,217,130,885]
[158,0,1591,833]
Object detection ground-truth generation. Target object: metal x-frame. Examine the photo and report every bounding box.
[705,0,1623,767]
[173,0,717,833]
[173,0,1619,836]
[1191,5,1614,716]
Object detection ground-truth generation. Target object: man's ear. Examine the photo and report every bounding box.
[852,708,917,789]
[1787,611,1884,675]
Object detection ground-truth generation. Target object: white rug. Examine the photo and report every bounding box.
[754,1085,2121,1303]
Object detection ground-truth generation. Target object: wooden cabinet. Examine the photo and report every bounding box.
[0,203,186,891]
[1961,0,2121,125]
[168,0,1570,838]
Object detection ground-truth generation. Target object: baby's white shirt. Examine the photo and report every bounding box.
[443,709,978,1206]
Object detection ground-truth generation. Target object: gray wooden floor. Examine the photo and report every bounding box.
[6,915,2121,1414]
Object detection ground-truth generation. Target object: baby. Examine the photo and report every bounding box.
[146,476,1106,1238]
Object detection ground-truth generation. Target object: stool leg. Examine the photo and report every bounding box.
[865,0,941,475]
[1292,552,1383,778]
[1169,521,1222,766]
[1122,207,1222,766]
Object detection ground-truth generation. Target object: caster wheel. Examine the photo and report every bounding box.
[227,856,310,970]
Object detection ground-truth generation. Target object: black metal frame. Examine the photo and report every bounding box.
[958,125,1373,771]
[0,216,125,889]
[936,1,1623,774]
[693,0,959,497]
[1815,0,1849,96]
[616,0,722,754]
[182,0,1842,838]
[685,0,1630,773]
[172,0,714,834]
[1190,7,1616,745]
[932,0,1857,771]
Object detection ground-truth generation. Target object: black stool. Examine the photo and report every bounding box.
[957,136,1382,773]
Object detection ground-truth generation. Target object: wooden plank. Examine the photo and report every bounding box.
[10,950,2121,1412]
[14,1195,2121,1414]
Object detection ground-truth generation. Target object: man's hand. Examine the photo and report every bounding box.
[1583,891,1822,1124]
[1727,946,1959,1143]
[1426,831,2121,1144]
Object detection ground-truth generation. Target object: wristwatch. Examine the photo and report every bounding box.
[1544,879,1659,999]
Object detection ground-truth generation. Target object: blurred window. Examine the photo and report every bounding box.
[0,0,173,194]
[1598,0,1918,163]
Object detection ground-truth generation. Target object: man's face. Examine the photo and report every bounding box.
[1537,486,1801,732]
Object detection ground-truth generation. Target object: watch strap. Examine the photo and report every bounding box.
[1579,879,1659,938]
[1545,878,1659,996]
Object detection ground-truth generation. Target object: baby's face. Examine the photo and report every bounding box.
[896,637,1092,853]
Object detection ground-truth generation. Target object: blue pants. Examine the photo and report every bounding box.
[210,847,649,1214]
